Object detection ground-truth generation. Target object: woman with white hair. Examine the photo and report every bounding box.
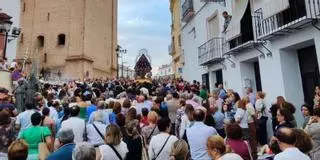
[86,112,108,147]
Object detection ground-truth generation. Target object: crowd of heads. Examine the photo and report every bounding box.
[1,76,320,160]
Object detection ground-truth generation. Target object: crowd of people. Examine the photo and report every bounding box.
[0,76,320,160]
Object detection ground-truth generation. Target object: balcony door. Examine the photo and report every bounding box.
[208,15,220,39]
[202,73,210,91]
[216,69,223,85]
[298,46,320,106]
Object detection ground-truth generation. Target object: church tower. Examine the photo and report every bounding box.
[17,0,118,80]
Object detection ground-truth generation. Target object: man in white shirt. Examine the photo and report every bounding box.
[179,104,194,139]
[15,103,36,137]
[274,128,311,160]
[61,105,86,143]
[148,117,178,160]
[187,108,218,160]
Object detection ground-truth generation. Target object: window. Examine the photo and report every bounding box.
[207,15,219,38]
[37,35,44,47]
[23,3,26,12]
[58,34,66,45]
[188,27,196,39]
[44,53,47,63]
[178,35,181,46]
[47,13,50,21]
[20,33,24,43]
[172,37,175,49]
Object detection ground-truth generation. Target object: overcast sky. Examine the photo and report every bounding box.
[118,0,172,73]
[2,0,172,73]
[1,0,20,61]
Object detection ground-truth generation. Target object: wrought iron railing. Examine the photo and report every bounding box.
[228,15,254,50]
[198,37,224,65]
[254,0,320,39]
[210,0,226,7]
[182,0,194,21]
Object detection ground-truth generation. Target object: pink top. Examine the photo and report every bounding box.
[226,139,250,160]
[186,100,200,109]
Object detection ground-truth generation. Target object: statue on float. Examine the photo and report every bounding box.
[134,48,152,83]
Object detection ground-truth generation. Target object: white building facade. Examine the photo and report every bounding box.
[155,63,174,78]
[118,64,134,79]
[181,0,320,125]
[180,0,231,87]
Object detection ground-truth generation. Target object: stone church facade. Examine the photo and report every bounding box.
[16,0,118,80]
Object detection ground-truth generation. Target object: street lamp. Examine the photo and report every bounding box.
[115,45,127,79]
[0,19,21,59]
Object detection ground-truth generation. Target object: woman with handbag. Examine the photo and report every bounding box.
[169,139,189,160]
[148,117,178,160]
[97,124,129,160]
[255,92,269,145]
[234,100,249,140]
[242,96,257,160]
[86,112,107,147]
[123,120,144,160]
[20,112,53,160]
[141,111,160,146]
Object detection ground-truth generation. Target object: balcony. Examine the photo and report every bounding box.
[198,37,224,66]
[182,0,195,22]
[224,14,256,53]
[254,0,320,40]
[168,43,174,56]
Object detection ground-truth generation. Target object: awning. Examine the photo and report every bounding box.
[262,0,289,18]
[225,0,249,41]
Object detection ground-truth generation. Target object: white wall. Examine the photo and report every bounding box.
[221,25,320,126]
[180,0,320,128]
[1,0,20,61]
[280,49,304,124]
[239,61,257,95]
[157,65,173,77]
[181,1,230,83]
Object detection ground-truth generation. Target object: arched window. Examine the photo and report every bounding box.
[37,35,44,47]
[58,34,66,45]
[44,53,47,63]
[23,3,26,12]
[20,33,24,43]
[47,13,50,21]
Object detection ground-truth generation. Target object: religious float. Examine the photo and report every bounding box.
[134,48,152,84]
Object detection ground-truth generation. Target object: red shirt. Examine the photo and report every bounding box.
[141,116,149,126]
[226,139,251,160]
